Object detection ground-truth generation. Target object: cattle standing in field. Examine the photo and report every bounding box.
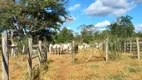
[78,43,90,51]
[62,43,72,54]
[48,43,78,55]
[95,42,103,49]
[49,44,53,54]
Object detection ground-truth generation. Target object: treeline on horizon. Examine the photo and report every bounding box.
[0,0,142,44]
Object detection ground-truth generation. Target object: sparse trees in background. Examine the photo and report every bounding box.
[56,27,74,43]
[81,28,93,43]
[109,15,134,38]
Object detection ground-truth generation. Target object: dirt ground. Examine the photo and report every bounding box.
[0,49,142,80]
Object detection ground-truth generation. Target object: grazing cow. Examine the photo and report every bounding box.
[63,43,72,54]
[95,42,103,49]
[62,44,69,53]
[83,43,90,49]
[52,44,62,55]
[48,42,79,55]
[49,44,54,54]
[78,45,83,50]
[78,43,90,51]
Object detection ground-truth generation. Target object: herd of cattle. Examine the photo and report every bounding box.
[10,42,104,57]
[48,43,90,54]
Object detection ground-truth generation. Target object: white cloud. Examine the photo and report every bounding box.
[95,20,111,31]
[84,0,136,17]
[134,24,142,32]
[68,4,81,11]
[95,20,110,28]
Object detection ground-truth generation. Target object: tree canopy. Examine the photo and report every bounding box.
[0,0,68,42]
[56,27,74,43]
[109,15,134,38]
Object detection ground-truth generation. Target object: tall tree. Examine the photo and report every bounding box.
[80,26,94,43]
[56,27,74,43]
[110,15,134,38]
[0,0,68,42]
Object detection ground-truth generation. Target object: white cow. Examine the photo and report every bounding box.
[52,44,62,54]
[83,43,90,49]
[94,42,104,49]
[62,43,72,54]
[49,43,73,54]
[78,43,90,50]
[49,44,54,54]
[78,45,84,50]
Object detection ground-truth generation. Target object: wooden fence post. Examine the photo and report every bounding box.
[136,38,140,60]
[38,40,42,66]
[38,41,42,60]
[72,41,75,62]
[2,33,9,80]
[124,41,126,52]
[28,38,32,79]
[105,37,108,61]
[130,40,132,53]
[43,43,48,63]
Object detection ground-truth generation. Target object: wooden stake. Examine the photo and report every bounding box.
[28,38,32,79]
[105,37,108,61]
[2,33,9,80]
[136,38,140,60]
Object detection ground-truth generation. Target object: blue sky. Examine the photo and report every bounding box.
[62,0,142,32]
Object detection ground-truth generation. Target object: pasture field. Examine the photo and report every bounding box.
[0,49,142,80]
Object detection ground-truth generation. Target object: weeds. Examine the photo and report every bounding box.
[108,74,126,80]
[87,64,99,69]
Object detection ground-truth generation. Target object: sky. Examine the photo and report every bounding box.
[62,0,142,33]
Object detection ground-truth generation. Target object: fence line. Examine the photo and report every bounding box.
[1,34,47,80]
[1,33,20,80]
[123,38,141,59]
[27,38,47,79]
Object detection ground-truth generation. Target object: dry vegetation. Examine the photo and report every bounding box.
[0,48,142,80]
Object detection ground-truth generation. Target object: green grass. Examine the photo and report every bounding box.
[128,67,142,73]
[108,74,126,80]
[87,64,99,69]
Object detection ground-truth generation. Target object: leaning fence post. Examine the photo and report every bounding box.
[2,33,9,80]
[136,38,140,60]
[105,37,109,61]
[28,38,32,79]
[38,40,42,66]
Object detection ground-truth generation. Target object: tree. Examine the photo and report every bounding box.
[56,27,74,43]
[110,15,134,38]
[74,32,81,43]
[0,0,68,42]
[80,26,94,43]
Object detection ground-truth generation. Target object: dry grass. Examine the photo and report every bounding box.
[0,48,142,80]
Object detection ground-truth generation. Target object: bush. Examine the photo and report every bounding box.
[109,51,122,60]
[108,36,124,60]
